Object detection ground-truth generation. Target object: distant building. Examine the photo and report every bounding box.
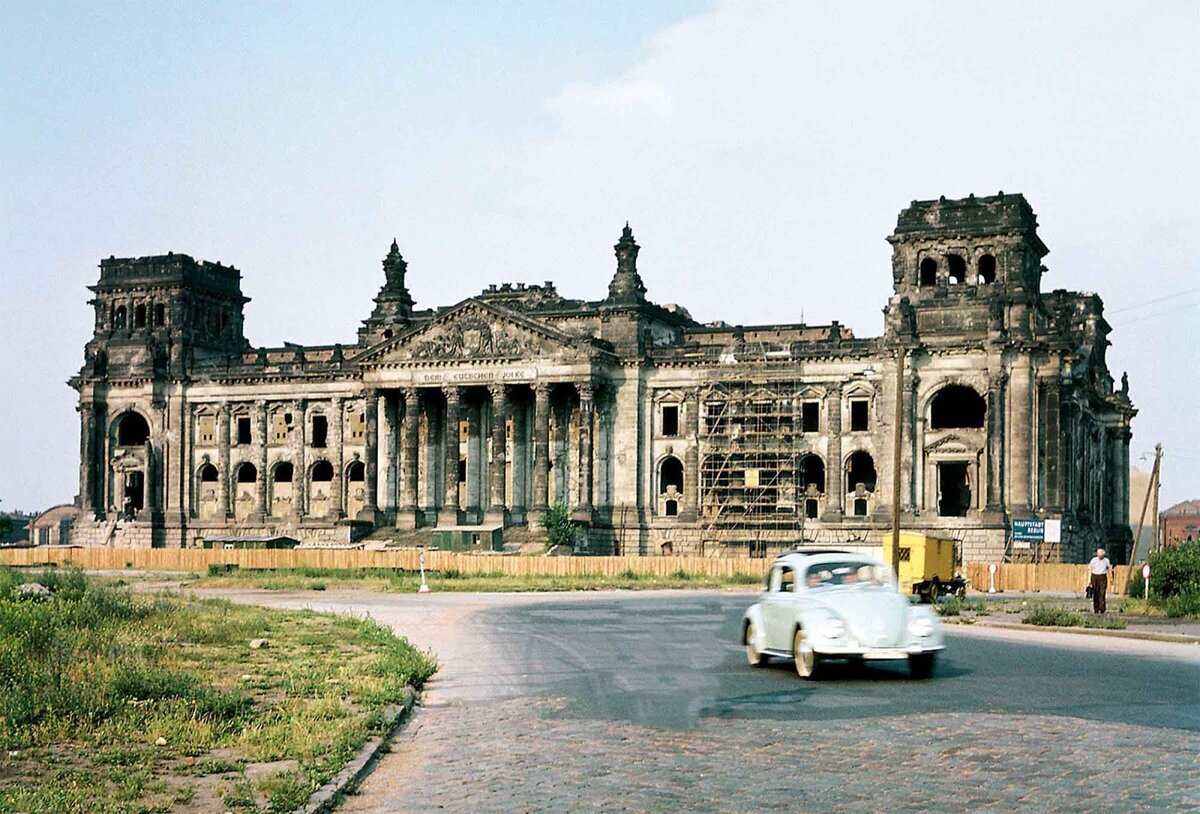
[68,193,1135,562]
[28,505,82,546]
[1160,500,1200,547]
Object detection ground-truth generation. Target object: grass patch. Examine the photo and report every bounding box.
[0,566,436,813]
[1023,605,1127,630]
[191,565,768,593]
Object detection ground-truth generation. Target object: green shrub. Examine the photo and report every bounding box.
[544,502,576,551]
[1126,569,1145,598]
[1163,592,1200,618]
[1024,606,1083,627]
[1148,541,1200,599]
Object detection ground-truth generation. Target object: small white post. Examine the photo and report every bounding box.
[1142,562,1150,602]
[419,548,430,593]
[988,562,997,594]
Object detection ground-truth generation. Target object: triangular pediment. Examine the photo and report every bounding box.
[355,299,588,366]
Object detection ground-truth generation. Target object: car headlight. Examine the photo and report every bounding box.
[908,616,935,638]
[816,616,845,639]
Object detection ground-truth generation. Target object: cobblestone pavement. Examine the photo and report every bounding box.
[204,589,1200,813]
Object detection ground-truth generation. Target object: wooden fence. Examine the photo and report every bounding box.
[0,547,771,579]
[0,547,1129,593]
[965,562,1129,595]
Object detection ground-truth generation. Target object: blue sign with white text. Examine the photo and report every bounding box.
[1012,519,1045,543]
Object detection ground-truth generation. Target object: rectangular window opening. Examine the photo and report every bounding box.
[311,415,328,448]
[236,416,252,445]
[801,401,820,433]
[850,399,869,432]
[661,405,679,437]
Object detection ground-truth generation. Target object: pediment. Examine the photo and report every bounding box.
[924,433,980,455]
[357,299,587,366]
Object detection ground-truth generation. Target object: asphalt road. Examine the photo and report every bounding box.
[207,589,1200,812]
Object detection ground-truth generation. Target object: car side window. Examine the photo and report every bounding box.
[779,567,794,593]
[768,566,782,593]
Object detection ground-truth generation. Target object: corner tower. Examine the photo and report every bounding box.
[359,239,415,345]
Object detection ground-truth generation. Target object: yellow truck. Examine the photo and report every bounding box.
[887,531,968,601]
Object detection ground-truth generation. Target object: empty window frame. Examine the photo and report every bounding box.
[946,254,967,285]
[661,404,680,437]
[236,416,252,445]
[311,414,329,448]
[919,258,938,287]
[977,254,997,285]
[849,399,869,432]
[801,401,820,433]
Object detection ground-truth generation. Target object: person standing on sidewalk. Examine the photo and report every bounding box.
[1087,548,1113,613]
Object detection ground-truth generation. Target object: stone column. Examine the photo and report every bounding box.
[486,384,508,522]
[530,384,551,524]
[575,382,594,521]
[360,389,379,521]
[439,387,462,526]
[331,397,345,518]
[1042,379,1063,511]
[986,373,1006,511]
[217,403,231,519]
[466,396,483,516]
[78,403,96,517]
[1008,360,1033,512]
[383,393,399,519]
[254,400,268,521]
[396,389,419,528]
[294,399,307,519]
[681,389,699,521]
[822,384,844,520]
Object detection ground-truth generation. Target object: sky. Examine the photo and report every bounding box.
[1,1,1197,514]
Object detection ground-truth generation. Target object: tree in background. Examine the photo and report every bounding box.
[0,500,12,539]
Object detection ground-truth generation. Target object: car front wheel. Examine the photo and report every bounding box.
[908,652,936,679]
[793,628,820,679]
[745,621,767,667]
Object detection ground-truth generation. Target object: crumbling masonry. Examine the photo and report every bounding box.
[70,193,1136,562]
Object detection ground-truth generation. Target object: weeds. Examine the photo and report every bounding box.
[1024,605,1127,629]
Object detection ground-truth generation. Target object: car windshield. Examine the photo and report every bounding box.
[804,560,892,589]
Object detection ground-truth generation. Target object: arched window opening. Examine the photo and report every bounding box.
[977,254,997,285]
[929,385,987,430]
[919,258,938,287]
[800,455,825,495]
[116,412,150,447]
[236,463,257,483]
[853,497,869,517]
[846,451,877,494]
[273,462,294,483]
[659,456,684,495]
[134,304,147,329]
[946,254,967,285]
[347,461,365,482]
[311,461,334,482]
[199,463,218,483]
[115,305,127,329]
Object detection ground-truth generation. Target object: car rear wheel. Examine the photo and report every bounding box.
[793,628,820,679]
[744,622,767,667]
[908,652,936,679]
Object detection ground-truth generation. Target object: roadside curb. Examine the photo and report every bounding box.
[294,686,418,814]
[954,618,1200,645]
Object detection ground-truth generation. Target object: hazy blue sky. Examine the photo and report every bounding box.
[2,1,1197,513]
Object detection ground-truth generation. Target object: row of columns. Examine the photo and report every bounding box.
[372,381,598,528]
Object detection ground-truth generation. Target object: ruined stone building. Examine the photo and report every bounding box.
[70,193,1135,562]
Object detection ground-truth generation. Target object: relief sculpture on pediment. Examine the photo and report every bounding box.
[411,313,545,360]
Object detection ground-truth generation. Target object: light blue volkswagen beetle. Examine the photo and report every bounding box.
[742,551,945,679]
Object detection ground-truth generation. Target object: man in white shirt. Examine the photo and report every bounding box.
[1087,548,1113,613]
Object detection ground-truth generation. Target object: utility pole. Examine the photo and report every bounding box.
[890,346,905,580]
[1127,443,1162,579]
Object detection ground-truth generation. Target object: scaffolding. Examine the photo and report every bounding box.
[699,366,811,555]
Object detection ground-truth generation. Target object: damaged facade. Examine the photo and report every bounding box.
[70,193,1135,562]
